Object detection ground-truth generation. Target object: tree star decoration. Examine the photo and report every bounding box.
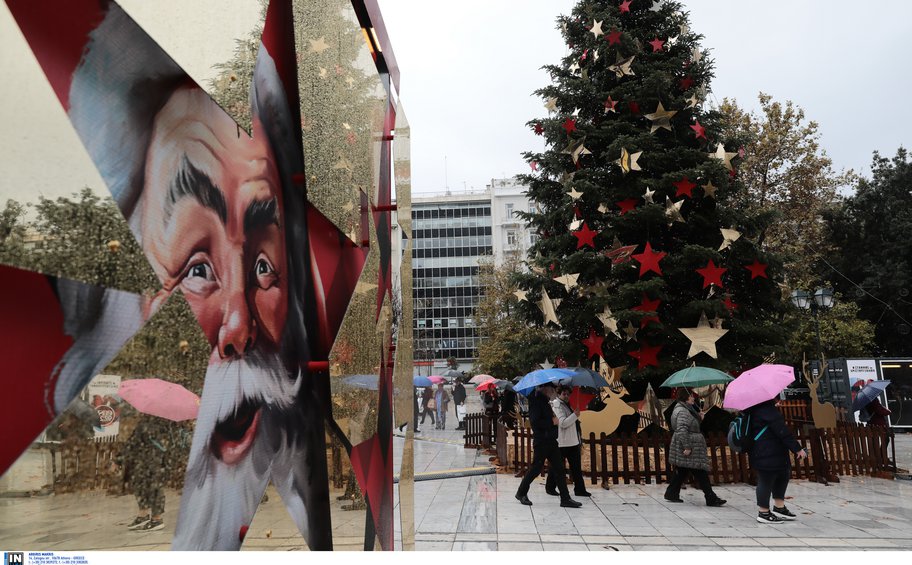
[632,242,666,277]
[605,238,638,265]
[554,273,580,292]
[513,289,528,302]
[540,358,555,370]
[708,143,737,171]
[544,97,558,112]
[691,46,703,63]
[673,177,696,198]
[606,28,623,45]
[632,294,662,328]
[696,259,727,288]
[628,342,662,369]
[648,37,665,52]
[622,321,639,342]
[643,186,656,204]
[573,222,598,249]
[569,218,583,231]
[615,147,642,173]
[644,102,677,133]
[590,19,604,38]
[744,260,769,280]
[690,120,706,140]
[710,314,726,329]
[597,203,609,214]
[538,289,562,327]
[560,171,576,186]
[569,61,581,75]
[598,306,621,337]
[567,187,584,200]
[309,36,330,53]
[719,228,742,251]
[607,54,636,78]
[582,328,605,359]
[702,180,718,198]
[563,138,592,164]
[678,312,728,359]
[665,196,685,225]
[685,92,701,109]
[619,0,633,13]
[604,96,619,113]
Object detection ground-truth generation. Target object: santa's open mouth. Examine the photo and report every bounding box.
[211,398,262,465]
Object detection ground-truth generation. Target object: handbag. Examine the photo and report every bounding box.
[427,398,437,411]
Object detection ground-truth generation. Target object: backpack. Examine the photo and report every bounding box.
[727,413,768,453]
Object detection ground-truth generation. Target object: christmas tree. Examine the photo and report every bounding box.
[514,0,786,398]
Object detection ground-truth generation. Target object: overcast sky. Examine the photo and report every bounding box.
[377,0,912,195]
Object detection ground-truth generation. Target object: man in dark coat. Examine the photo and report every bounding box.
[514,383,582,508]
[453,380,467,430]
[744,399,807,524]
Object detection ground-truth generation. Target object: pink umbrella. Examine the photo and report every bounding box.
[118,378,200,421]
[723,364,796,410]
[427,376,447,384]
[469,374,495,384]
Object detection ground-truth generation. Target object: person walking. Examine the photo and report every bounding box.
[546,385,591,497]
[744,398,808,524]
[514,382,583,508]
[420,386,436,427]
[435,382,450,429]
[663,389,726,507]
[119,416,171,531]
[413,387,422,434]
[453,380,467,430]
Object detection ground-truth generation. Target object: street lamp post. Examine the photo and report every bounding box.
[790,287,835,362]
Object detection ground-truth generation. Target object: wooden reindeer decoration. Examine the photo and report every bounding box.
[803,354,838,430]
[579,378,635,438]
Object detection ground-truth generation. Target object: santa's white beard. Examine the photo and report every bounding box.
[172,349,300,550]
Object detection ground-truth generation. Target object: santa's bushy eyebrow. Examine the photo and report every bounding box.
[165,155,228,225]
[244,197,279,233]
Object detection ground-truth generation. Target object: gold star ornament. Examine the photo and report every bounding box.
[615,147,642,174]
[719,228,742,251]
[554,273,580,292]
[678,311,728,359]
[607,54,636,78]
[708,143,737,171]
[644,102,677,134]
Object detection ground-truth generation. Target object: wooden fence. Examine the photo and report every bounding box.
[507,420,895,486]
[463,412,495,449]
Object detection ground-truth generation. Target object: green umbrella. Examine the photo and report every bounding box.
[661,366,733,389]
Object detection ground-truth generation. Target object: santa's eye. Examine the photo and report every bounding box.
[254,254,278,289]
[181,260,217,295]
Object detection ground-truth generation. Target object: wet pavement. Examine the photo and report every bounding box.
[2,395,911,551]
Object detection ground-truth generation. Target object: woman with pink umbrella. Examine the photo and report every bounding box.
[724,365,808,524]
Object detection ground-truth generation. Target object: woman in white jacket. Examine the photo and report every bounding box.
[545,385,593,497]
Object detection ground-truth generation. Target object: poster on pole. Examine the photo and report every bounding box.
[87,374,122,442]
[846,359,881,424]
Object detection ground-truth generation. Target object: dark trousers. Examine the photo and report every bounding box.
[664,467,717,501]
[517,442,570,500]
[755,467,790,508]
[545,444,587,494]
[420,407,435,424]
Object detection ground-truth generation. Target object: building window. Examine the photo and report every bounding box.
[529,232,539,245]
[505,203,514,219]
[507,230,517,247]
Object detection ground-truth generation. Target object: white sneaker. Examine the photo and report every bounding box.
[772,506,797,520]
[757,511,784,524]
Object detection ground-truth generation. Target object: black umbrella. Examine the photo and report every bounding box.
[852,380,890,412]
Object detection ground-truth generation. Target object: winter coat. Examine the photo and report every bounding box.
[867,399,891,427]
[668,402,710,471]
[745,399,803,471]
[453,383,467,405]
[529,389,559,447]
[550,397,580,448]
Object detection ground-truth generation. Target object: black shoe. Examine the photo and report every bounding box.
[575,491,592,497]
[560,498,583,508]
[757,511,784,524]
[137,518,164,531]
[664,495,684,503]
[544,488,560,496]
[127,515,150,530]
[515,493,532,506]
[706,497,727,507]
[772,505,797,520]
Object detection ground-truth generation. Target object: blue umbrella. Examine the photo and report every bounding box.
[852,380,890,412]
[560,367,610,389]
[413,375,433,387]
[514,368,575,395]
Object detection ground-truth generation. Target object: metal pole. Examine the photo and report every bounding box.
[812,304,823,361]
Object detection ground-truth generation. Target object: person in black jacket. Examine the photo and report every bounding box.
[514,383,582,508]
[744,398,807,524]
[453,381,467,430]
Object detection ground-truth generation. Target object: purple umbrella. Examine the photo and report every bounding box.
[723,364,796,410]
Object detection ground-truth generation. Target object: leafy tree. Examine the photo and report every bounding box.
[784,297,875,361]
[473,257,548,378]
[825,148,912,356]
[718,94,856,288]
[514,0,787,398]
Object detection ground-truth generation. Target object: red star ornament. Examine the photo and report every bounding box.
[723,295,739,312]
[604,96,619,112]
[534,123,544,135]
[744,260,769,279]
[573,222,598,249]
[628,342,662,369]
[632,295,662,328]
[679,76,695,91]
[529,160,538,171]
[672,177,697,198]
[581,328,605,359]
[616,198,638,215]
[632,242,666,277]
[628,101,641,114]
[649,37,665,52]
[696,259,727,288]
[690,120,706,140]
[562,118,577,134]
[606,29,623,45]
[619,0,633,13]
